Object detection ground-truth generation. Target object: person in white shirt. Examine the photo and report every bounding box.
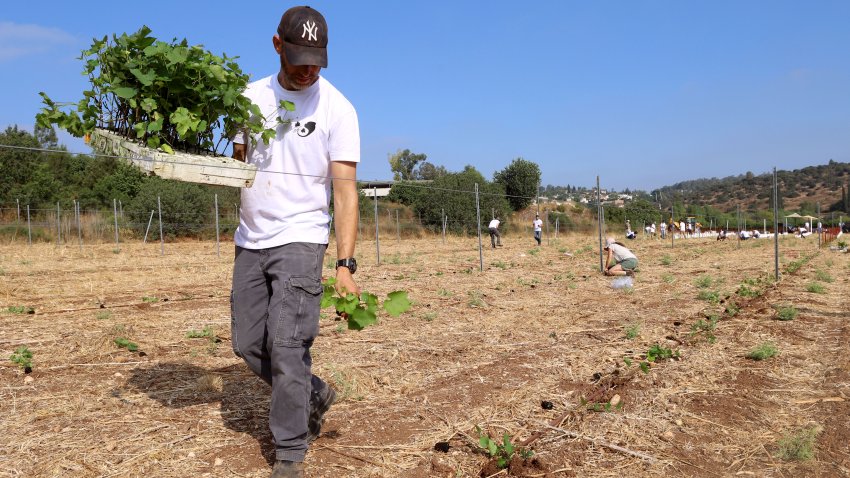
[229,6,359,477]
[488,217,502,248]
[532,213,543,245]
[603,236,638,276]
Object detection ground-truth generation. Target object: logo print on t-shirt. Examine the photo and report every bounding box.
[294,121,316,137]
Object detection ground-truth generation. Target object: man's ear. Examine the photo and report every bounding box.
[273,34,283,54]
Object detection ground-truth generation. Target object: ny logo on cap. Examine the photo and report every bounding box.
[302,20,318,42]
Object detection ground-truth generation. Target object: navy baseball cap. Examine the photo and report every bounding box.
[278,6,328,67]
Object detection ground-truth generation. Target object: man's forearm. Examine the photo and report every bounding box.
[331,162,358,260]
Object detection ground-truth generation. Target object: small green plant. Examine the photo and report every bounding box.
[624,323,640,340]
[142,296,159,303]
[186,326,215,339]
[776,305,798,321]
[814,270,834,283]
[527,248,540,256]
[7,306,35,314]
[10,346,33,372]
[580,397,624,412]
[697,289,720,304]
[437,288,453,297]
[492,260,509,270]
[661,273,675,284]
[96,310,113,320]
[637,344,680,373]
[422,312,438,322]
[647,344,679,361]
[321,278,411,330]
[114,337,139,352]
[691,315,720,343]
[725,301,739,317]
[746,342,778,360]
[695,275,713,289]
[475,426,532,469]
[660,254,672,266]
[736,284,761,298]
[467,290,486,308]
[775,425,821,461]
[805,282,825,294]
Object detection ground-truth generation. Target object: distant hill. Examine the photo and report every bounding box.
[651,160,850,215]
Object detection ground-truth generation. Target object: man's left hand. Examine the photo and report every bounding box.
[335,267,360,297]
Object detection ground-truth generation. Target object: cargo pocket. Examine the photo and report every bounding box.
[274,276,323,347]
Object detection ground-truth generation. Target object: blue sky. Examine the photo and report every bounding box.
[2,1,849,191]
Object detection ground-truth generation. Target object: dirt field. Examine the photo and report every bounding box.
[1,233,848,477]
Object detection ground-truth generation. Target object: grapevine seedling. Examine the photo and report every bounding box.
[580,397,624,412]
[624,323,640,340]
[321,278,411,330]
[637,344,680,373]
[142,296,159,303]
[474,426,533,469]
[114,337,139,352]
[10,346,33,373]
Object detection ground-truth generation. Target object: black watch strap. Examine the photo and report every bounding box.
[336,258,357,274]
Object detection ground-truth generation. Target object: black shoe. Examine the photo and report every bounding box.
[271,460,304,478]
[307,386,336,442]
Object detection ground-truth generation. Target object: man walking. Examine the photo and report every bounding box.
[532,213,543,246]
[488,217,503,248]
[230,6,360,477]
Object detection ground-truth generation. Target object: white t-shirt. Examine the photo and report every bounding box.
[608,243,637,262]
[533,219,543,231]
[488,219,500,229]
[233,75,360,249]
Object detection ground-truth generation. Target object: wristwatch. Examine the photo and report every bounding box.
[336,258,357,274]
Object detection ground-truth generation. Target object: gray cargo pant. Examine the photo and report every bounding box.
[230,242,330,462]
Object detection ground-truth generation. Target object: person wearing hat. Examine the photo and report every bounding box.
[603,236,638,276]
[229,6,360,477]
[532,213,543,245]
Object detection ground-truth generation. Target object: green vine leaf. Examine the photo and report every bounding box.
[111,86,137,100]
[383,291,411,317]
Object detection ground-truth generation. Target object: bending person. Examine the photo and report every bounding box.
[603,236,638,276]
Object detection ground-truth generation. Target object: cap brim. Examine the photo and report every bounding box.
[284,41,327,67]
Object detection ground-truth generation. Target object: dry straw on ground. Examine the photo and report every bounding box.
[1,233,848,477]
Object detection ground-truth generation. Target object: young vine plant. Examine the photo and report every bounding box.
[321,278,411,330]
[35,26,284,155]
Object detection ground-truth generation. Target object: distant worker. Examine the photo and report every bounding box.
[660,221,667,239]
[603,237,638,276]
[679,220,687,238]
[532,213,543,246]
[488,217,502,248]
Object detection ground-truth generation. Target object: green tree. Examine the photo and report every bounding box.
[125,177,212,238]
[388,149,427,180]
[493,157,541,211]
[411,165,509,235]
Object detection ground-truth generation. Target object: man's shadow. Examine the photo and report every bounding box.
[125,361,275,466]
